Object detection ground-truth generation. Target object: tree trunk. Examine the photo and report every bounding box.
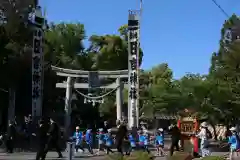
[8,87,15,125]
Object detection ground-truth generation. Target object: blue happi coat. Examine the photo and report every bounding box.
[73,131,83,146]
[129,134,136,147]
[104,133,114,146]
[97,132,105,145]
[85,129,93,144]
[139,134,148,146]
[229,134,240,150]
[155,134,164,146]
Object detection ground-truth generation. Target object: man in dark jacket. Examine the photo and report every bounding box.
[115,120,128,155]
[169,124,181,156]
[6,121,16,153]
[35,119,48,160]
[44,118,63,158]
[22,116,33,149]
[103,121,110,133]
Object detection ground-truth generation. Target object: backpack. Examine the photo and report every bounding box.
[206,128,212,139]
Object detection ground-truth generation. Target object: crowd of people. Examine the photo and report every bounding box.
[2,116,240,160]
[196,122,240,160]
[3,114,36,153]
[69,119,166,157]
[0,116,64,160]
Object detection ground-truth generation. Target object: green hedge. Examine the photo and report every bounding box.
[107,151,154,160]
[201,156,225,160]
[166,151,193,160]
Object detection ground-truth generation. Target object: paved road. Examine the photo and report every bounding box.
[0,137,229,160]
[0,151,229,160]
[0,151,163,160]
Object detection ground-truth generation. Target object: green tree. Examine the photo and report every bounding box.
[44,22,91,69]
[140,63,175,118]
[208,14,240,124]
[0,0,36,85]
[88,25,143,70]
[43,22,91,114]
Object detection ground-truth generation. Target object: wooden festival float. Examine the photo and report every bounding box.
[177,109,200,156]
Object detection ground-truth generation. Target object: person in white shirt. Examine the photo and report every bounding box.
[196,122,211,157]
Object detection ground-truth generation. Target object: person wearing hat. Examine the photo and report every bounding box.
[196,122,211,157]
[96,128,105,155]
[72,126,84,153]
[127,130,137,155]
[228,127,240,160]
[104,129,114,154]
[138,129,150,153]
[85,128,94,155]
[155,128,165,156]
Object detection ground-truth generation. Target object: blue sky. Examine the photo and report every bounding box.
[40,0,240,79]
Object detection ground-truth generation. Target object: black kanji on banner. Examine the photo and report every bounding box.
[130,58,137,70]
[33,38,41,54]
[132,109,136,116]
[128,20,139,26]
[34,29,42,37]
[130,41,137,55]
[32,87,40,98]
[130,72,137,83]
[129,30,138,39]
[33,71,40,83]
[129,87,137,99]
[33,56,40,70]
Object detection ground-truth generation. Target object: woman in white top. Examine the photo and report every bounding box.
[196,122,211,157]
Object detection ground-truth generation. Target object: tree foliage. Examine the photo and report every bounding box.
[1,4,240,127]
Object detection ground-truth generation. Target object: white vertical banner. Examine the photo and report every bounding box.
[128,11,139,128]
[32,27,43,118]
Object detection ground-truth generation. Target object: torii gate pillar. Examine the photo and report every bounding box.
[116,78,123,121]
[64,77,73,137]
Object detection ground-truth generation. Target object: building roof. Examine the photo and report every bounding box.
[155,114,179,120]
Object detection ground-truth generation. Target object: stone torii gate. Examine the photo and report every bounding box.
[51,66,128,133]
[51,4,141,133]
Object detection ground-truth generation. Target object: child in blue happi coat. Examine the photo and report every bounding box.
[128,132,137,154]
[228,127,240,160]
[155,128,165,156]
[138,130,150,153]
[85,128,94,154]
[96,128,105,155]
[72,126,84,153]
[104,129,114,154]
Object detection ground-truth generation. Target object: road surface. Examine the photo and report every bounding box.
[0,135,229,159]
[0,150,229,160]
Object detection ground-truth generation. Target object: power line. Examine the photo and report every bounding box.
[210,0,230,18]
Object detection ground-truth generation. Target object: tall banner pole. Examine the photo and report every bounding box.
[32,6,44,120]
[128,10,140,128]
